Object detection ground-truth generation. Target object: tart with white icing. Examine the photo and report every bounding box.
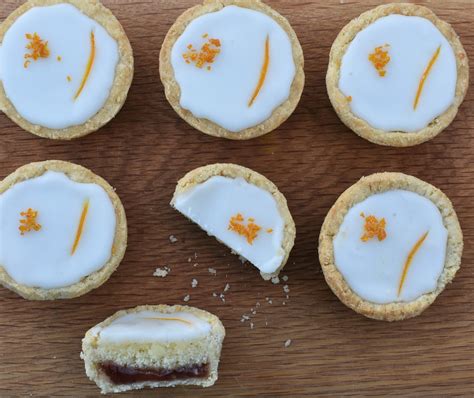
[319,172,463,321]
[0,160,127,300]
[0,0,134,139]
[160,0,304,139]
[326,3,469,147]
[171,163,295,280]
[81,305,225,393]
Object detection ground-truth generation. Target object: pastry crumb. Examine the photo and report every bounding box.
[282,275,289,282]
[153,266,170,278]
[283,285,290,294]
[169,235,178,243]
[271,276,280,284]
[208,267,217,275]
[183,294,190,302]
[191,278,198,288]
[224,283,230,292]
[284,339,292,348]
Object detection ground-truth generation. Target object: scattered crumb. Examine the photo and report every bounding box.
[283,285,290,294]
[238,255,247,264]
[183,294,190,302]
[153,266,170,278]
[208,267,217,275]
[188,257,191,262]
[224,283,230,292]
[241,315,250,322]
[250,322,254,329]
[191,279,198,288]
[193,263,199,267]
[212,292,218,297]
[283,301,286,305]
[284,339,292,348]
[271,276,280,284]
[265,297,273,304]
[219,293,225,303]
[282,275,289,282]
[169,235,178,243]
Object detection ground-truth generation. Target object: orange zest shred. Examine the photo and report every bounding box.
[74,30,96,100]
[413,45,441,110]
[368,44,390,77]
[228,213,262,245]
[144,317,193,325]
[19,208,41,235]
[361,214,387,242]
[182,37,221,70]
[24,33,50,68]
[71,199,90,255]
[267,228,273,233]
[398,231,429,296]
[248,35,270,107]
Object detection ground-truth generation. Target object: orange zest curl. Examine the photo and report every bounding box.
[71,199,90,255]
[74,30,96,100]
[398,231,429,296]
[361,214,387,242]
[24,33,50,68]
[19,208,42,235]
[248,35,270,107]
[413,45,441,110]
[183,37,221,70]
[228,213,262,245]
[368,44,390,77]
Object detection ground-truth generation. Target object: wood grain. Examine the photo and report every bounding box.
[0,1,473,396]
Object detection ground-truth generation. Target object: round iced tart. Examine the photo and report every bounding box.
[319,172,463,321]
[326,3,469,147]
[0,160,127,300]
[81,305,225,394]
[159,0,304,140]
[171,163,295,280]
[0,0,134,139]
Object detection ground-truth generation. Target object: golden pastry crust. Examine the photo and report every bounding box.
[159,0,305,140]
[171,163,296,279]
[326,3,469,147]
[0,0,134,140]
[81,304,225,393]
[0,160,127,300]
[319,172,463,321]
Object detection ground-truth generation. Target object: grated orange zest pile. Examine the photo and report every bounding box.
[228,213,262,245]
[368,44,390,77]
[183,37,221,70]
[24,33,50,68]
[361,214,387,242]
[19,208,41,235]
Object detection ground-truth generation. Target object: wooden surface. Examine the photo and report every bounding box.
[0,0,473,396]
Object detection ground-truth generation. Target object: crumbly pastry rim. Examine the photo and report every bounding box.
[318,172,463,321]
[0,0,134,140]
[326,3,469,147]
[171,163,296,279]
[81,304,226,393]
[0,160,128,300]
[159,0,305,140]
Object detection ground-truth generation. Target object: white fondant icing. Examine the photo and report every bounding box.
[0,4,119,129]
[0,171,116,289]
[98,311,212,343]
[334,190,448,304]
[339,15,457,132]
[173,176,285,273]
[171,5,295,132]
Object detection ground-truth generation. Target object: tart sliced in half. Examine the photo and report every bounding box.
[171,164,295,280]
[0,160,127,300]
[81,305,225,393]
[319,172,462,321]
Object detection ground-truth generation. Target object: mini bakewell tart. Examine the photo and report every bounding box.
[326,3,469,147]
[0,0,134,139]
[171,163,295,280]
[81,305,225,393]
[160,0,304,139]
[0,160,127,300]
[319,172,463,321]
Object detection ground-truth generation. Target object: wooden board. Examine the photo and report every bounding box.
[0,0,473,396]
